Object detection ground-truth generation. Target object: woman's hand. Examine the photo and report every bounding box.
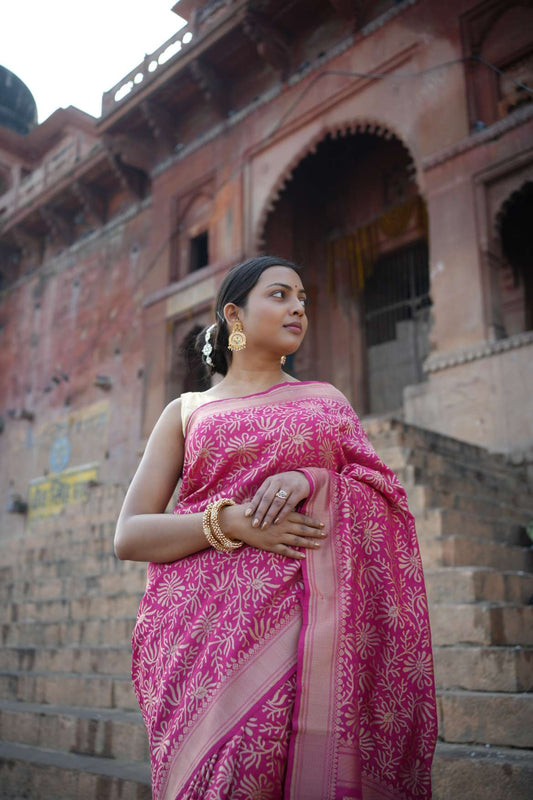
[221,503,325,560]
[244,471,311,530]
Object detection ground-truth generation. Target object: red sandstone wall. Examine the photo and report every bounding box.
[0,209,151,531]
[1,0,533,536]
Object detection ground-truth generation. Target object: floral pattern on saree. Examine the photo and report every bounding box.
[131,381,437,800]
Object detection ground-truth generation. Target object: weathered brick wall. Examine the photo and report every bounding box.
[0,207,151,541]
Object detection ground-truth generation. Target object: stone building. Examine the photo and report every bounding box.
[1,1,532,797]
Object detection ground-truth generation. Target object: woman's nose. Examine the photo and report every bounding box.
[289,295,305,315]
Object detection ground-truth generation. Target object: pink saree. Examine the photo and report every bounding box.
[132,381,437,800]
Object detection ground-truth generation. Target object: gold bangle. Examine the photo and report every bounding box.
[202,503,226,552]
[210,498,243,551]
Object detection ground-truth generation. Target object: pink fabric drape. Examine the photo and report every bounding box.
[132,381,437,799]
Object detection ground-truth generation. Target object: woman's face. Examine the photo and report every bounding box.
[230,266,308,357]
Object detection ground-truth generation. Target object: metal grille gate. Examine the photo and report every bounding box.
[364,240,430,348]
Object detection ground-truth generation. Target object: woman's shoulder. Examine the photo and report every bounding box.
[179,390,217,434]
[158,396,183,430]
[299,379,349,402]
[304,381,359,416]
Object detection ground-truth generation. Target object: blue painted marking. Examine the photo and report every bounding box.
[49,436,71,473]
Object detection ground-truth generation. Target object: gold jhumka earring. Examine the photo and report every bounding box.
[228,321,247,352]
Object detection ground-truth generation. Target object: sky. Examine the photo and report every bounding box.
[2,1,187,123]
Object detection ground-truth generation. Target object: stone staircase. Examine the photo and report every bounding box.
[1,419,532,799]
[365,418,533,800]
[0,485,151,799]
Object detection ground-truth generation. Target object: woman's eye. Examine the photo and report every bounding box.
[270,290,307,306]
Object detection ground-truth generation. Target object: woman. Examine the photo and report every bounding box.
[115,256,437,800]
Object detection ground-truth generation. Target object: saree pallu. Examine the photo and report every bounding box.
[132,381,437,800]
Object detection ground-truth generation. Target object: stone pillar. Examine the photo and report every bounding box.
[426,174,488,355]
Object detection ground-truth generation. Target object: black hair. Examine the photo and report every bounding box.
[195,255,302,376]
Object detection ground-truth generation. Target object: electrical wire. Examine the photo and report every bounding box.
[475,54,533,96]
[269,58,472,137]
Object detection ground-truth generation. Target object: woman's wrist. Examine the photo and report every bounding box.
[219,503,249,544]
[295,469,313,497]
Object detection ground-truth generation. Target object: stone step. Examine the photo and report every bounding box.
[1,518,115,547]
[7,528,531,588]
[1,710,531,800]
[0,699,149,762]
[367,420,530,474]
[2,553,125,583]
[13,538,117,566]
[434,645,533,692]
[0,669,137,710]
[437,690,533,748]
[1,616,137,647]
[424,567,533,605]
[1,526,119,565]
[0,567,148,605]
[417,508,527,545]
[0,645,132,676]
[449,492,532,523]
[432,742,533,800]
[0,740,150,800]
[367,418,524,467]
[419,534,533,571]
[385,445,532,497]
[430,603,533,646]
[426,471,532,510]
[0,544,116,575]
[1,593,143,626]
[408,484,532,525]
[409,470,531,511]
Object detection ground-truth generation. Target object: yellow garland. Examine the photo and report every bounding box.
[326,196,427,299]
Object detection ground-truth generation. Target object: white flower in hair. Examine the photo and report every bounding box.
[203,324,216,367]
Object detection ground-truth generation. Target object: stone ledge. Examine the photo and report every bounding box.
[422,103,533,171]
[432,741,533,800]
[423,331,533,373]
[0,740,150,782]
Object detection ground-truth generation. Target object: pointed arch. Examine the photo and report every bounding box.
[254,119,420,251]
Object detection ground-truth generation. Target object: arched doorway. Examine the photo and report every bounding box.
[260,127,430,416]
[167,322,211,401]
[496,181,533,335]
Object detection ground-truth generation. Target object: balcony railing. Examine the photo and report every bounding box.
[101,23,194,117]
[100,0,242,118]
[0,136,98,221]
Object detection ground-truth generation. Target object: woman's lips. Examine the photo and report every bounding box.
[284,324,302,333]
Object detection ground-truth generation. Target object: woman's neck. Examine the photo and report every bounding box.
[210,362,295,397]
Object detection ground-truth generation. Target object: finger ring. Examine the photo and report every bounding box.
[275,489,289,500]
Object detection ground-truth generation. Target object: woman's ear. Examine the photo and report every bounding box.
[223,302,241,326]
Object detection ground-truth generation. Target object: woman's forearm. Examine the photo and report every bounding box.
[115,501,326,564]
[114,511,210,563]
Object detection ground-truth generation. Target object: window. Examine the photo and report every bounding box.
[497,53,533,118]
[190,231,209,272]
[497,181,533,334]
[462,3,533,130]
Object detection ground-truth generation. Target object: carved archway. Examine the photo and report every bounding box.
[255,122,428,414]
[254,119,420,252]
[494,180,533,334]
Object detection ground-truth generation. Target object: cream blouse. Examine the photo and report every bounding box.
[180,391,214,436]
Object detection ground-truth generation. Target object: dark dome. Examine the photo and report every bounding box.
[0,66,38,134]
